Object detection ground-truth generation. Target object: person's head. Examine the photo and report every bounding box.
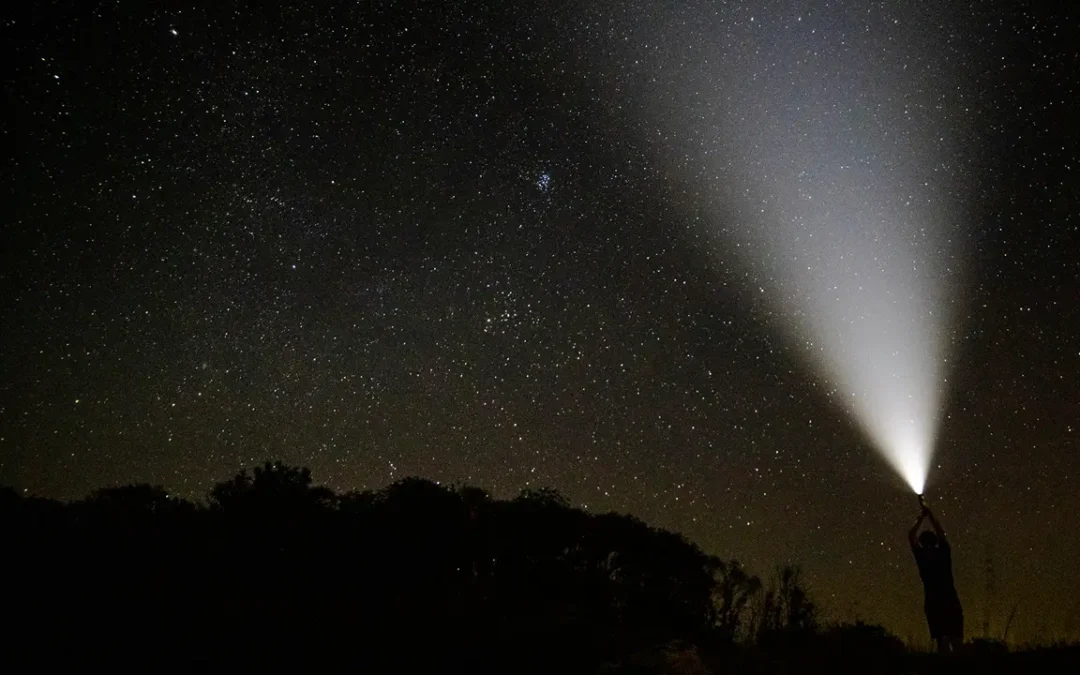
[918,530,939,548]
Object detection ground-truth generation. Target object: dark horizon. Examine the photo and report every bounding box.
[10,461,1079,672]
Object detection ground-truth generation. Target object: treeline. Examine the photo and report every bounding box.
[2,462,1076,673]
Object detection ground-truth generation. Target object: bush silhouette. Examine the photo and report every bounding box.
[3,462,1077,673]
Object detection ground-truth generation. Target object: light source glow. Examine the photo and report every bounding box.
[602,0,981,492]
[728,178,949,496]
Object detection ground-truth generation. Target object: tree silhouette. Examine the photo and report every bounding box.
[4,464,1075,672]
[209,461,333,515]
[712,560,762,642]
[757,565,818,644]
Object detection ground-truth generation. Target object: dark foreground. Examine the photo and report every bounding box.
[4,463,1076,672]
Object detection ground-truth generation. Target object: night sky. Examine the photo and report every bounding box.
[3,1,1077,644]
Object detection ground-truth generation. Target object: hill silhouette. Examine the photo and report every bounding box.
[3,462,1076,673]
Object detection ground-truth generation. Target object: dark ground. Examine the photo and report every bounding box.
[4,463,1077,673]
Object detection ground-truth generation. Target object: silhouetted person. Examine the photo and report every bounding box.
[909,501,963,653]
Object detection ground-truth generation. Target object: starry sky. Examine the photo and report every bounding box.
[2,0,1077,644]
[606,0,982,495]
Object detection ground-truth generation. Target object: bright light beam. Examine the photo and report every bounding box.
[600,1,984,492]
[729,167,950,496]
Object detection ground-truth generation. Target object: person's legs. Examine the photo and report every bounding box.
[943,604,963,653]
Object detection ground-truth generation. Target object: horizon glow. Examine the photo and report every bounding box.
[604,1,982,492]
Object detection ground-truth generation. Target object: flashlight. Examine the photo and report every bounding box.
[918,494,928,511]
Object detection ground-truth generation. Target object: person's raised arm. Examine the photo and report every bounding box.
[908,510,927,549]
[925,508,946,541]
